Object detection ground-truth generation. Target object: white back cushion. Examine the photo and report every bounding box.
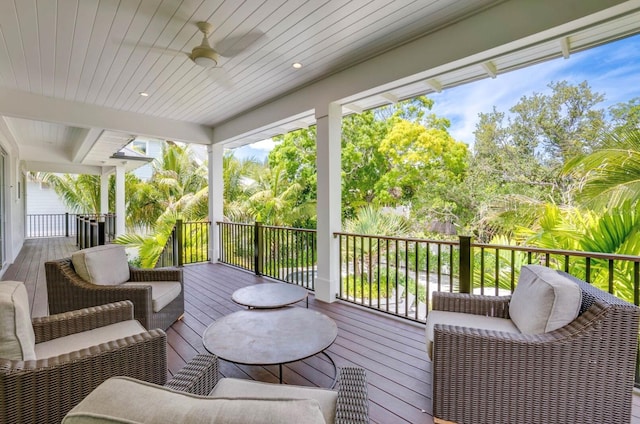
[0,281,36,360]
[72,244,130,285]
[510,265,582,334]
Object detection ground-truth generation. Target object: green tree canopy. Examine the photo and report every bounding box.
[470,81,608,239]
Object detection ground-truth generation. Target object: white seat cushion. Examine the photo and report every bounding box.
[425,310,519,359]
[72,244,130,285]
[0,281,36,361]
[122,281,182,312]
[35,320,146,359]
[63,376,327,424]
[210,378,338,424]
[509,265,582,334]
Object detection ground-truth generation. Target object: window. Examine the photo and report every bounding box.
[132,140,148,155]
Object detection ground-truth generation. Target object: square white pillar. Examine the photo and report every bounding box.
[208,144,224,263]
[315,102,342,303]
[100,170,109,215]
[115,165,126,237]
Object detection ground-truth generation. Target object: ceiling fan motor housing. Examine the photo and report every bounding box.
[191,47,219,67]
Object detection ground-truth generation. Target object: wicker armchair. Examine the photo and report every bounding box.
[0,300,167,424]
[45,257,184,330]
[64,353,369,424]
[430,272,640,424]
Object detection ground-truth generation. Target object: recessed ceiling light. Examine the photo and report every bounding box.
[292,62,303,69]
[139,91,149,97]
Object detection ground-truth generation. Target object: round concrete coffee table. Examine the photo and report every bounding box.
[232,282,308,308]
[202,307,338,386]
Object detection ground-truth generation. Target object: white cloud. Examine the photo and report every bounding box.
[250,138,276,151]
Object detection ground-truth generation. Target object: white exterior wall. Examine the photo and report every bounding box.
[26,181,70,214]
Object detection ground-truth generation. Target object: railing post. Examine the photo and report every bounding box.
[459,235,473,294]
[84,218,91,248]
[98,220,105,245]
[176,219,184,267]
[76,215,81,247]
[65,212,69,237]
[254,221,263,276]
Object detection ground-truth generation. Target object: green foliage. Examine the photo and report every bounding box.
[40,173,102,214]
[564,129,640,210]
[609,97,640,134]
[470,81,609,240]
[514,201,640,302]
[342,275,391,299]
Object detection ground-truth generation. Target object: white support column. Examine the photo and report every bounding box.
[208,144,224,263]
[100,169,109,214]
[115,164,126,237]
[315,102,342,303]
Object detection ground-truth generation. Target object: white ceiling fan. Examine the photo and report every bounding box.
[188,21,222,68]
[133,21,265,88]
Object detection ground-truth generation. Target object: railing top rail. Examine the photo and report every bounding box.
[216,221,253,228]
[471,241,640,262]
[333,231,459,246]
[216,221,315,233]
[261,224,316,233]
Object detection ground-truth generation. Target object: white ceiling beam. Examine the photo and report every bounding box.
[0,88,213,144]
[424,79,443,93]
[0,117,20,156]
[71,128,103,162]
[380,93,399,104]
[560,36,571,58]
[481,61,498,78]
[22,161,103,175]
[213,0,633,143]
[343,103,364,114]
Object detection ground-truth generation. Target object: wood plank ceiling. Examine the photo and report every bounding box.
[0,0,638,172]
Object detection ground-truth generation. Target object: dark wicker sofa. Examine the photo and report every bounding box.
[430,271,640,424]
[45,257,184,330]
[0,300,167,424]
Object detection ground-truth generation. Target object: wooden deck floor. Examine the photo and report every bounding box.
[4,237,640,423]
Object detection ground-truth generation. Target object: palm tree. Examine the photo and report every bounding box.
[222,153,262,222]
[39,173,102,213]
[564,129,640,209]
[245,164,315,226]
[115,143,210,266]
[515,201,640,301]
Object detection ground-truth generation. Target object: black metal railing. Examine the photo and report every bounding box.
[217,221,317,290]
[156,220,211,268]
[26,213,75,238]
[26,213,116,245]
[335,232,459,322]
[333,232,640,322]
[76,214,116,249]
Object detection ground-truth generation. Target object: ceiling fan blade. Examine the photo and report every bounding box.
[207,67,234,89]
[214,31,265,57]
[115,39,189,58]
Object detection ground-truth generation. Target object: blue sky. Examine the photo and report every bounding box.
[231,33,640,160]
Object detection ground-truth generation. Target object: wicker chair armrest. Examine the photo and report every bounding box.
[164,354,220,395]
[432,291,511,318]
[335,367,369,424]
[129,266,183,284]
[32,301,135,343]
[0,329,167,424]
